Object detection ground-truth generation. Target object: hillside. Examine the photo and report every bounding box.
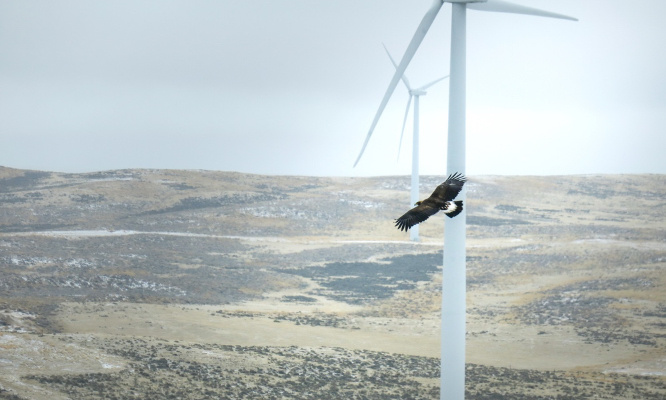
[1,167,665,399]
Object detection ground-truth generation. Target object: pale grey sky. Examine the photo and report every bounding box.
[1,0,665,176]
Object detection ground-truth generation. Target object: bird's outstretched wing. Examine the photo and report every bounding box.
[431,172,466,202]
[394,202,440,231]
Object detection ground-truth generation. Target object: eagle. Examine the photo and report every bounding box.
[394,172,466,232]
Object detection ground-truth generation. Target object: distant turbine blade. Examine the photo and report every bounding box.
[353,0,443,167]
[416,74,449,92]
[383,43,412,90]
[468,0,578,21]
[397,95,413,161]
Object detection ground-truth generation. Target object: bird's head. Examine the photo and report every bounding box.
[414,201,422,206]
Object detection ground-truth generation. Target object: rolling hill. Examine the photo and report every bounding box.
[1,167,665,399]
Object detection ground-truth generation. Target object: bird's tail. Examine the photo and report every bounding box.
[445,200,464,218]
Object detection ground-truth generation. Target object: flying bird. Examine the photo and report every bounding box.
[394,173,466,232]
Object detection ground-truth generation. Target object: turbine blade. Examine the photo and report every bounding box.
[468,0,577,21]
[353,0,443,167]
[416,74,449,92]
[397,95,413,161]
[383,43,412,91]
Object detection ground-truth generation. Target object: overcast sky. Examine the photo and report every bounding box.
[1,0,665,177]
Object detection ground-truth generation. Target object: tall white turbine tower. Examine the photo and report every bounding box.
[355,1,576,399]
[385,44,448,242]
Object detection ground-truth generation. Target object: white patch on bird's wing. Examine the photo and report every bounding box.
[443,201,458,214]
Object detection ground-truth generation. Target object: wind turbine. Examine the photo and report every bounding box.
[384,44,449,242]
[354,1,576,399]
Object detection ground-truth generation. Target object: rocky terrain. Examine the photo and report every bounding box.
[0,166,665,399]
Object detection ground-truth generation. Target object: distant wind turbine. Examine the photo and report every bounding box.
[354,1,576,399]
[384,44,449,242]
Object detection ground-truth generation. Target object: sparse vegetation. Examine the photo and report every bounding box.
[0,167,664,399]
